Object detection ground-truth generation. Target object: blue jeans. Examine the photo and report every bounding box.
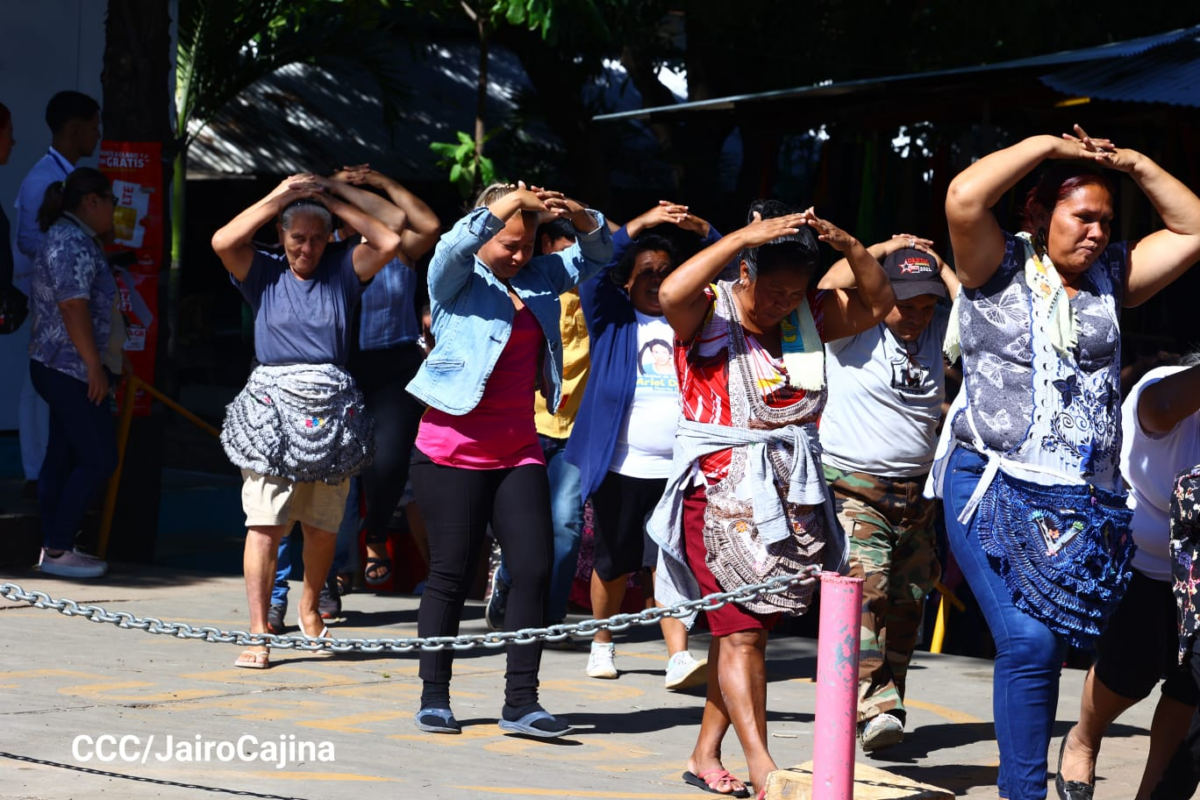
[497,434,583,622]
[30,360,117,551]
[272,476,358,605]
[944,446,1066,800]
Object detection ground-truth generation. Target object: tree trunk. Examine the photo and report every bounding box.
[474,15,489,193]
[100,0,172,564]
[102,0,171,143]
[102,0,174,380]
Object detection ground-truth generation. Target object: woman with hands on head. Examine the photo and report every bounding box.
[212,173,401,670]
[935,124,1200,800]
[648,200,893,798]
[565,198,725,691]
[406,181,612,739]
[265,164,441,626]
[326,164,441,591]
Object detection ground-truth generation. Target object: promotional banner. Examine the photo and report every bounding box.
[98,141,163,416]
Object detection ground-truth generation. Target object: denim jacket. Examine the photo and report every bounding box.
[407,207,612,415]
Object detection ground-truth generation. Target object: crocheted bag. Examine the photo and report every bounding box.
[975,469,1135,648]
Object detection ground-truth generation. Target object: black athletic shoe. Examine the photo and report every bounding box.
[267,603,287,635]
[319,575,342,619]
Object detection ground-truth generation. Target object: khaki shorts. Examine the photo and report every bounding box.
[240,470,350,533]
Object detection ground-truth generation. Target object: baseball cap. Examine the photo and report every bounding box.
[882,248,946,300]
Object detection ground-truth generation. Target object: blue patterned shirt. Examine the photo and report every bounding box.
[952,231,1126,481]
[28,214,116,382]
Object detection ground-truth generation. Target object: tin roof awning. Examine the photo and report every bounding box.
[593,25,1200,123]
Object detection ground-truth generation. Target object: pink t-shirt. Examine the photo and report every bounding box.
[415,304,546,469]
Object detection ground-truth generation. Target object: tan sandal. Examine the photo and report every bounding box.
[234,648,270,669]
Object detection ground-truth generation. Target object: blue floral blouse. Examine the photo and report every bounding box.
[28,214,116,382]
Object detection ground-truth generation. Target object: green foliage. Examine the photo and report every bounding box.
[430,130,503,198]
[402,0,558,38]
[492,0,555,37]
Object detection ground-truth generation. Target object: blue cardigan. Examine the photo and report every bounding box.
[565,224,722,503]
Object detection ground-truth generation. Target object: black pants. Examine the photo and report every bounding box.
[410,450,552,709]
[348,343,425,543]
[1153,637,1200,799]
[590,470,666,581]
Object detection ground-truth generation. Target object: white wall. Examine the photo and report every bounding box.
[0,1,107,430]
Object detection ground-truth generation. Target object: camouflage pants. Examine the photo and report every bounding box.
[824,465,941,725]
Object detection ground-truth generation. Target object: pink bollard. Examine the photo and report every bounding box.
[812,572,863,800]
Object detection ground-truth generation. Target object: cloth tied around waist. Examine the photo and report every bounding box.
[647,418,846,625]
[221,363,374,484]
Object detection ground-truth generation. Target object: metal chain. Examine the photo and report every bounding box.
[0,567,822,653]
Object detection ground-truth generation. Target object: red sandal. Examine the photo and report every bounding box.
[681,769,751,798]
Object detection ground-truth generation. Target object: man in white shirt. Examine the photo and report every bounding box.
[13,91,101,492]
[818,237,959,753]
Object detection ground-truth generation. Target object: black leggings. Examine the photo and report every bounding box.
[348,343,425,544]
[410,450,552,709]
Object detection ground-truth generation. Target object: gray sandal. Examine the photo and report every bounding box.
[497,708,572,738]
[414,707,461,734]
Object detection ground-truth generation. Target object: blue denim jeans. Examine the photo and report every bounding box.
[30,360,117,551]
[944,446,1066,800]
[272,476,358,605]
[497,434,583,622]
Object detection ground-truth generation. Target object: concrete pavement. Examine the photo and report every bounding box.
[0,563,1162,800]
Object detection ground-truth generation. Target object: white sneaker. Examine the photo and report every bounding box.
[859,712,904,753]
[665,651,709,691]
[586,642,618,679]
[39,547,108,579]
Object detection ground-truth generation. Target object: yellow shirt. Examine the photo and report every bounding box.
[535,288,590,438]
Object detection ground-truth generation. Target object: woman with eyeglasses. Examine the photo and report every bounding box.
[27,167,122,579]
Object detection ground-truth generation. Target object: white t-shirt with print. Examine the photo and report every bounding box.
[609,311,680,478]
[821,308,949,478]
[1122,365,1200,582]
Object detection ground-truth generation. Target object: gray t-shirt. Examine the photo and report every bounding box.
[821,307,949,477]
[232,241,364,366]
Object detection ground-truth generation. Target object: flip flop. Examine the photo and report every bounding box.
[296,623,334,657]
[414,707,462,734]
[234,649,270,670]
[497,709,573,738]
[682,769,751,798]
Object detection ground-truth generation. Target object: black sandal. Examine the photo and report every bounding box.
[364,556,393,587]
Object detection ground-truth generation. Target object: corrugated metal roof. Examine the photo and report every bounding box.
[1041,31,1200,107]
[594,25,1200,122]
[186,41,537,179]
